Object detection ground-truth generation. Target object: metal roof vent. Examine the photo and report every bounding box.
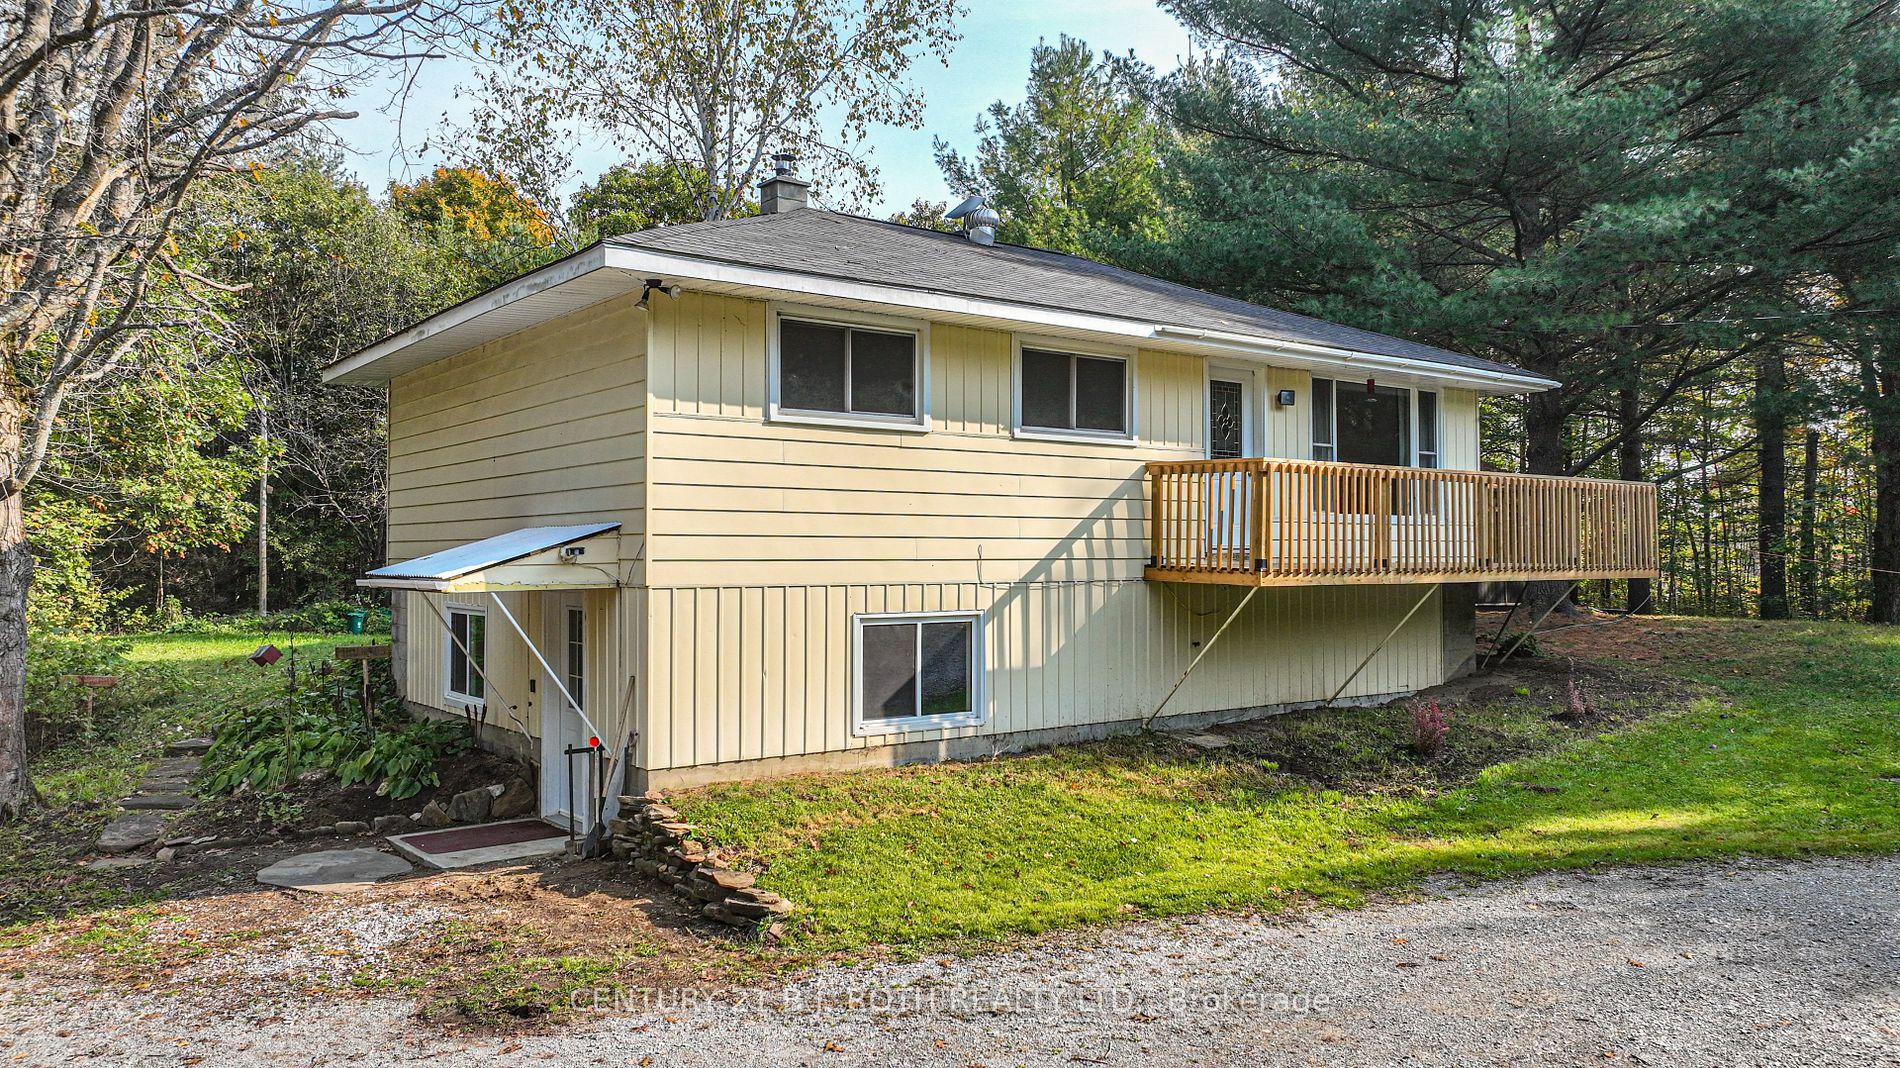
[946,195,1002,246]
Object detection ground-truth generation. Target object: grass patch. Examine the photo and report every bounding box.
[671,618,1900,951]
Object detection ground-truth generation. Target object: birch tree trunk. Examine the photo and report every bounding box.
[0,393,33,818]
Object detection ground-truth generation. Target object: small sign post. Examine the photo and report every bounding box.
[334,644,393,732]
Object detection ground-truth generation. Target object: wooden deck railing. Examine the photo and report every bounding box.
[1146,458,1658,586]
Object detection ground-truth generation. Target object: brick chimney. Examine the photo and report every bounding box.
[758,152,810,214]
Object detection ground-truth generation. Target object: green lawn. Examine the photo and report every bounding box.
[30,628,383,808]
[672,618,1900,951]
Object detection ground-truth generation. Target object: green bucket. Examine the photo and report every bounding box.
[345,608,368,635]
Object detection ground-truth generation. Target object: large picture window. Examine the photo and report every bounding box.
[446,605,486,703]
[853,611,983,735]
[1017,346,1131,439]
[1311,379,1437,468]
[773,312,922,425]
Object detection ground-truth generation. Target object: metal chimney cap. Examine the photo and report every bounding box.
[771,151,797,177]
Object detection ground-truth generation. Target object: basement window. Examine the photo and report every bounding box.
[852,611,984,736]
[446,605,486,704]
[771,308,926,428]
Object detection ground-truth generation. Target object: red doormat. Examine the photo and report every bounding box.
[398,819,566,855]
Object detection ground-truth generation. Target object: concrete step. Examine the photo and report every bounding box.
[121,793,194,811]
[164,737,213,757]
[97,811,168,853]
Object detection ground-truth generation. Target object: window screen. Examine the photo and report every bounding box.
[1417,391,1439,469]
[857,615,977,725]
[778,318,916,418]
[1020,348,1127,435]
[1312,378,1335,461]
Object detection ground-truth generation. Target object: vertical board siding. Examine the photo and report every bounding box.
[1442,388,1480,470]
[1265,366,1311,459]
[640,581,1442,771]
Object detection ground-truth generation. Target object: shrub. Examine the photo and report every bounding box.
[1409,699,1451,760]
[24,632,133,755]
[1493,631,1541,661]
[201,663,468,802]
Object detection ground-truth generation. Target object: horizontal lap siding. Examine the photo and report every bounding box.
[389,297,647,721]
[640,292,1454,772]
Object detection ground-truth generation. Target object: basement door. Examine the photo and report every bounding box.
[538,592,590,828]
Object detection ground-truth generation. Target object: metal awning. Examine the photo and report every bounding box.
[359,523,621,593]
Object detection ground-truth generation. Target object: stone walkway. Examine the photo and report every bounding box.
[93,736,210,854]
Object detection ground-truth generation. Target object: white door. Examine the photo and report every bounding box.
[1206,369,1257,562]
[539,593,589,827]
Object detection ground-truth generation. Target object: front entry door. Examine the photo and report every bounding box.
[539,593,589,827]
[1207,370,1256,559]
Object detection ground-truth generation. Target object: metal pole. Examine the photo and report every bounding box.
[416,595,529,737]
[1142,586,1260,730]
[1487,581,1582,669]
[1326,584,1439,706]
[486,591,603,744]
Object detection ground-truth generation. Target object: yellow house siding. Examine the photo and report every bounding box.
[1442,388,1480,470]
[638,580,1443,772]
[386,297,647,570]
[387,297,646,722]
[1264,366,1311,459]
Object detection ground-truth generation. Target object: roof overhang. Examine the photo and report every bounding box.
[324,242,1560,396]
[360,523,621,594]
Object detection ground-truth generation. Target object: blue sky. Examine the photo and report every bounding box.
[331,0,1195,218]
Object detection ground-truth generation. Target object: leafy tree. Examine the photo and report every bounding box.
[389,166,557,246]
[936,35,1162,254]
[205,160,490,612]
[468,0,965,220]
[889,199,955,231]
[569,162,756,240]
[0,0,477,816]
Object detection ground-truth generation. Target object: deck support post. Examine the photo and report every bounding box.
[1142,586,1260,730]
[1325,584,1440,706]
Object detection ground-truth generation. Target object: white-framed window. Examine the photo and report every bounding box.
[851,610,984,736]
[767,304,929,430]
[1013,337,1137,443]
[445,604,486,704]
[564,606,585,713]
[1310,378,1439,468]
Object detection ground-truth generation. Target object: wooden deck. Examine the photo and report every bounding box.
[1146,458,1658,587]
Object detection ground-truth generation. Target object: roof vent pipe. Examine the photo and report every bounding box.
[758,151,810,214]
[946,195,1001,246]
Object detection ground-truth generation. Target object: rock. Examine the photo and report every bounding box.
[607,817,640,837]
[121,793,193,811]
[642,803,680,822]
[694,867,756,892]
[723,894,793,919]
[762,922,787,944]
[97,811,168,853]
[446,786,492,824]
[295,768,334,786]
[1170,730,1234,751]
[256,848,412,893]
[145,757,201,781]
[489,777,535,820]
[307,825,337,837]
[85,856,154,872]
[370,814,413,836]
[417,801,453,828]
[701,904,736,925]
[155,847,177,863]
[164,737,213,757]
[334,820,369,835]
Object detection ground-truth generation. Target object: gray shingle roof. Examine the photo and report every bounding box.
[607,209,1534,380]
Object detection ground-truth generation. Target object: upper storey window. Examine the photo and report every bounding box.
[1312,379,1439,467]
[1014,341,1134,442]
[770,308,926,429]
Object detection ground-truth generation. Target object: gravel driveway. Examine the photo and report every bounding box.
[4,854,1896,1066]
